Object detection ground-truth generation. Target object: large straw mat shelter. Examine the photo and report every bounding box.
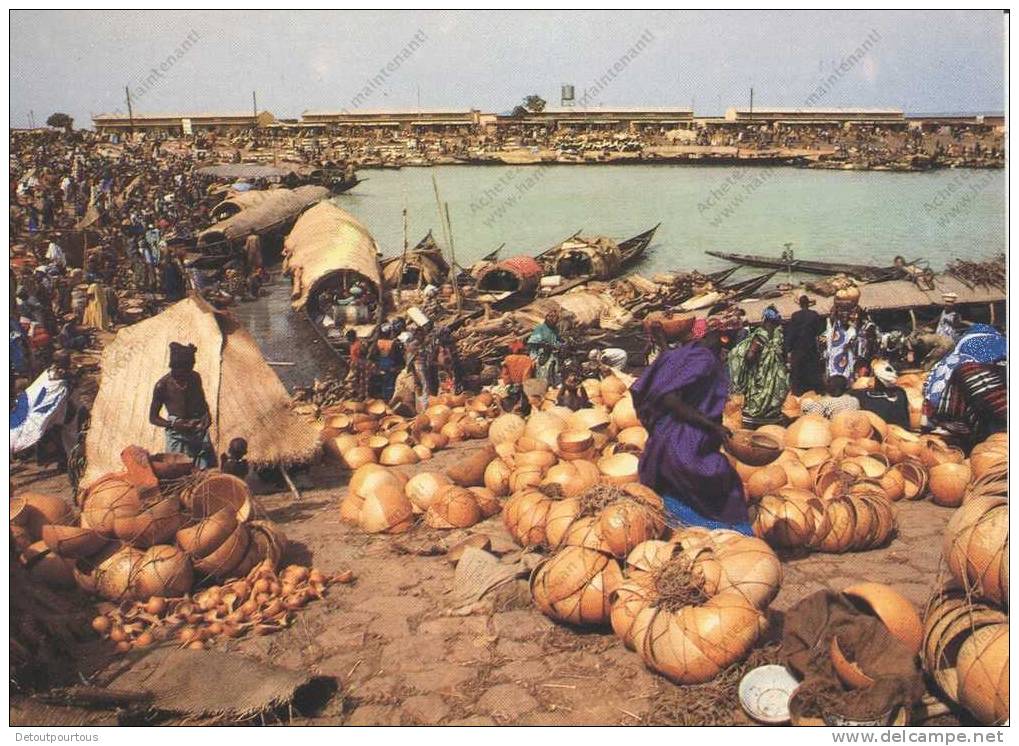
[82,295,319,486]
[197,185,330,247]
[283,201,383,312]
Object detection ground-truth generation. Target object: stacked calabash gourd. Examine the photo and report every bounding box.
[531,527,781,684]
[921,451,1008,725]
[10,449,284,609]
[737,412,900,553]
[321,392,501,470]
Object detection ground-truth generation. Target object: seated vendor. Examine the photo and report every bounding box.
[849,360,910,430]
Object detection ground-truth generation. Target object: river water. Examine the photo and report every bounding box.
[235,164,1006,390]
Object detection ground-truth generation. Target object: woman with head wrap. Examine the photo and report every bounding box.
[848,359,911,429]
[631,329,750,533]
[824,307,858,381]
[923,324,1007,441]
[527,309,562,386]
[727,306,790,427]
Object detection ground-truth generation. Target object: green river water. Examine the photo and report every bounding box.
[237,164,1006,389]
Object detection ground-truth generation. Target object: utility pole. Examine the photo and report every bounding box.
[749,87,754,122]
[28,110,34,128]
[125,86,134,134]
[252,91,258,124]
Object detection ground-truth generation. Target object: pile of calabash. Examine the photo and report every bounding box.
[920,448,1008,725]
[10,456,285,607]
[339,461,505,534]
[530,527,781,684]
[921,588,1008,725]
[321,392,501,470]
[89,560,353,653]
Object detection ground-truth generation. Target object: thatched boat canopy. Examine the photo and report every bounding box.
[477,255,543,294]
[551,235,622,280]
[211,189,273,220]
[283,201,383,312]
[82,296,319,486]
[196,162,314,180]
[197,186,330,248]
[380,232,451,288]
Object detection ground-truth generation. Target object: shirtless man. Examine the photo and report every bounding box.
[148,342,216,468]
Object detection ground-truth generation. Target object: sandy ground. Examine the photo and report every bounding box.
[10,441,953,726]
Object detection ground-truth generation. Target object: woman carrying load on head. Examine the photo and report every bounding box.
[727,305,790,428]
[630,329,750,533]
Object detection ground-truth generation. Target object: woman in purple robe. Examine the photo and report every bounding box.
[630,330,750,531]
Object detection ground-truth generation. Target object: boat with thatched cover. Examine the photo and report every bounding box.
[210,189,273,221]
[197,185,330,249]
[381,231,452,290]
[538,224,659,280]
[283,201,384,353]
[81,296,319,486]
[474,255,544,305]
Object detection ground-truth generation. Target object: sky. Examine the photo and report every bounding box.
[9,10,1006,128]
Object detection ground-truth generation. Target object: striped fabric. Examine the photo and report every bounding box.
[936,362,1007,436]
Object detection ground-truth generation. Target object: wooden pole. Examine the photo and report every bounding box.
[125,87,134,135]
[444,203,462,311]
[395,205,409,304]
[252,91,258,124]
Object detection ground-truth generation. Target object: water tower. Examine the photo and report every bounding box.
[561,84,575,107]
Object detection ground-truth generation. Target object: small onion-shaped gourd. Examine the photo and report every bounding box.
[530,545,623,626]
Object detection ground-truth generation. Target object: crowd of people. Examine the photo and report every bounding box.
[8,130,278,474]
[631,295,1006,533]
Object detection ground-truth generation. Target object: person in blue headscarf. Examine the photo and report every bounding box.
[727,305,790,427]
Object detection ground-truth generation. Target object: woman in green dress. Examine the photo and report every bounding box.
[727,305,790,427]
